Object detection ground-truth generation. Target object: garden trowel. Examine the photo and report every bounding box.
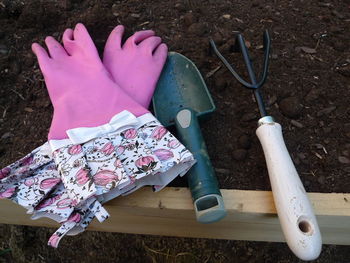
[152,52,226,223]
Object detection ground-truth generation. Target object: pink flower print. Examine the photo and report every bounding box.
[48,234,60,248]
[100,142,115,155]
[73,159,83,168]
[71,199,78,207]
[46,164,57,170]
[0,167,11,179]
[135,156,156,172]
[21,155,34,166]
[17,166,29,174]
[125,143,136,151]
[114,159,123,168]
[154,149,174,161]
[136,156,154,168]
[124,128,137,139]
[68,145,82,155]
[129,176,136,184]
[85,146,98,154]
[36,198,54,210]
[151,126,168,141]
[167,139,180,149]
[56,198,72,209]
[0,188,15,198]
[35,194,63,210]
[67,213,81,223]
[24,177,38,187]
[116,145,125,156]
[40,178,60,189]
[94,170,118,186]
[76,168,90,186]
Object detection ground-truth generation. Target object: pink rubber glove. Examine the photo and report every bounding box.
[32,23,152,206]
[1,25,170,217]
[103,25,168,107]
[0,24,195,247]
[32,23,148,141]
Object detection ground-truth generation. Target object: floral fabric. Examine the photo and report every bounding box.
[0,114,195,247]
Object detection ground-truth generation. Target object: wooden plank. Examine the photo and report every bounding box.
[0,187,350,245]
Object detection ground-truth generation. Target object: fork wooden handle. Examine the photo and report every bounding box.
[256,119,322,261]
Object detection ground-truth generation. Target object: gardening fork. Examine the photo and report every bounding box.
[210,30,322,261]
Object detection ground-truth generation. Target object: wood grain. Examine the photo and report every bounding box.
[1,187,349,245]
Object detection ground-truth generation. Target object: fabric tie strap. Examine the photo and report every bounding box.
[66,110,140,145]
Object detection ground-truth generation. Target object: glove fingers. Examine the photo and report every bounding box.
[133,30,155,44]
[62,28,75,55]
[124,30,155,48]
[105,25,124,51]
[73,23,99,56]
[103,25,124,65]
[31,43,51,72]
[153,43,168,64]
[139,36,162,53]
[62,24,100,62]
[45,36,68,59]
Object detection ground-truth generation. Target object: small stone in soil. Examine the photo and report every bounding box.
[24,107,34,112]
[241,112,257,122]
[279,96,302,118]
[299,46,317,54]
[130,13,140,18]
[335,64,350,77]
[291,120,304,128]
[233,149,247,161]
[338,156,350,164]
[238,135,251,149]
[219,38,235,53]
[174,3,185,11]
[24,54,34,67]
[266,95,277,106]
[214,76,227,90]
[212,32,223,45]
[183,13,195,26]
[305,88,320,102]
[317,106,336,117]
[297,152,306,159]
[188,23,206,36]
[1,132,13,140]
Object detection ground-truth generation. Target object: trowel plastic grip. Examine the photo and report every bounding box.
[256,120,322,261]
[175,108,226,223]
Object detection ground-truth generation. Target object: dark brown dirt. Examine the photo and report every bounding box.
[0,0,349,262]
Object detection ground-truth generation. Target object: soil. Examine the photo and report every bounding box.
[0,0,349,262]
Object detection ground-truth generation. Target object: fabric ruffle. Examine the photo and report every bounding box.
[0,112,195,247]
[52,113,194,205]
[0,144,57,212]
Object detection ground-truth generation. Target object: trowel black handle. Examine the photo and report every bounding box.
[175,108,226,223]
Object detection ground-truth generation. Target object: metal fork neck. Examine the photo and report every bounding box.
[210,30,271,117]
